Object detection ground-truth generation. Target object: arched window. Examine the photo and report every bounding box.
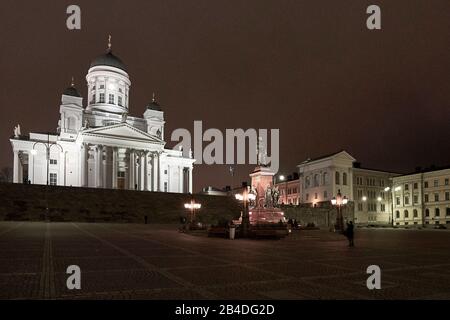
[343,172,347,185]
[425,208,430,217]
[413,209,418,218]
[66,117,76,131]
[404,210,409,218]
[335,172,340,185]
[395,210,400,219]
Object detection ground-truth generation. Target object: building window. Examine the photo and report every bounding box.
[164,170,168,174]
[358,203,363,211]
[434,180,439,187]
[435,208,440,217]
[99,84,105,89]
[446,192,450,201]
[305,177,310,189]
[413,195,418,204]
[324,191,328,199]
[446,208,450,216]
[164,182,168,192]
[404,184,409,191]
[396,197,400,205]
[395,211,400,219]
[305,194,309,201]
[109,94,115,104]
[49,173,57,186]
[322,172,328,185]
[435,193,439,202]
[314,193,318,200]
[119,87,123,93]
[413,209,418,218]
[343,173,347,185]
[117,171,125,178]
[413,182,418,189]
[50,159,57,165]
[424,181,429,188]
[425,209,430,217]
[335,172,340,185]
[118,96,123,106]
[404,210,409,218]
[425,194,429,202]
[66,117,77,131]
[381,204,385,212]
[314,174,319,187]
[445,178,449,186]
[99,93,105,103]
[404,196,409,205]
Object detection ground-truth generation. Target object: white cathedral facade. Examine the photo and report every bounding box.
[10,42,195,193]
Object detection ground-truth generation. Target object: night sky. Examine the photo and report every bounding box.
[0,0,449,191]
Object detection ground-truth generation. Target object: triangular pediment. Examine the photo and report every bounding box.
[333,150,356,162]
[82,123,164,143]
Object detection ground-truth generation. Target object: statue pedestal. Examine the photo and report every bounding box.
[248,166,285,224]
[249,207,285,224]
[249,166,275,208]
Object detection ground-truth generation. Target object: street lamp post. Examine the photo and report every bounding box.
[331,189,348,232]
[184,200,201,225]
[31,133,64,186]
[235,186,256,238]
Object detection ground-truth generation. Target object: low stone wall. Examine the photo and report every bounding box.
[0,183,241,224]
[281,202,355,229]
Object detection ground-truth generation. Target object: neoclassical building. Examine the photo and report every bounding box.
[10,41,195,193]
[274,150,399,226]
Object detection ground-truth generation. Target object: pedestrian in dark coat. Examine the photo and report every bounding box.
[346,221,354,247]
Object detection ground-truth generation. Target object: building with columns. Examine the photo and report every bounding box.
[9,41,195,193]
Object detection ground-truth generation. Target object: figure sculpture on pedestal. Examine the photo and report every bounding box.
[256,136,268,167]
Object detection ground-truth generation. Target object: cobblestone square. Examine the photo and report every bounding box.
[1,222,450,299]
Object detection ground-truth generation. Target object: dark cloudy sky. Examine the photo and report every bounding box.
[0,0,449,191]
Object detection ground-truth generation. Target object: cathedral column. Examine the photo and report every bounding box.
[112,147,118,189]
[143,152,149,191]
[151,152,158,191]
[28,151,34,184]
[80,144,87,187]
[95,145,103,188]
[102,147,107,188]
[129,149,135,189]
[140,153,146,191]
[157,152,161,191]
[179,166,184,193]
[13,150,19,183]
[135,155,140,190]
[188,167,193,193]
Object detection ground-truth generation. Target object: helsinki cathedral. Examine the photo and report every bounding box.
[9,38,195,193]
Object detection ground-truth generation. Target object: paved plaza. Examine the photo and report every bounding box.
[0,222,450,299]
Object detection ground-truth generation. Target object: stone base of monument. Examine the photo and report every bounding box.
[249,207,286,224]
[232,207,289,239]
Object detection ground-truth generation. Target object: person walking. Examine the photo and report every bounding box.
[346,221,354,247]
